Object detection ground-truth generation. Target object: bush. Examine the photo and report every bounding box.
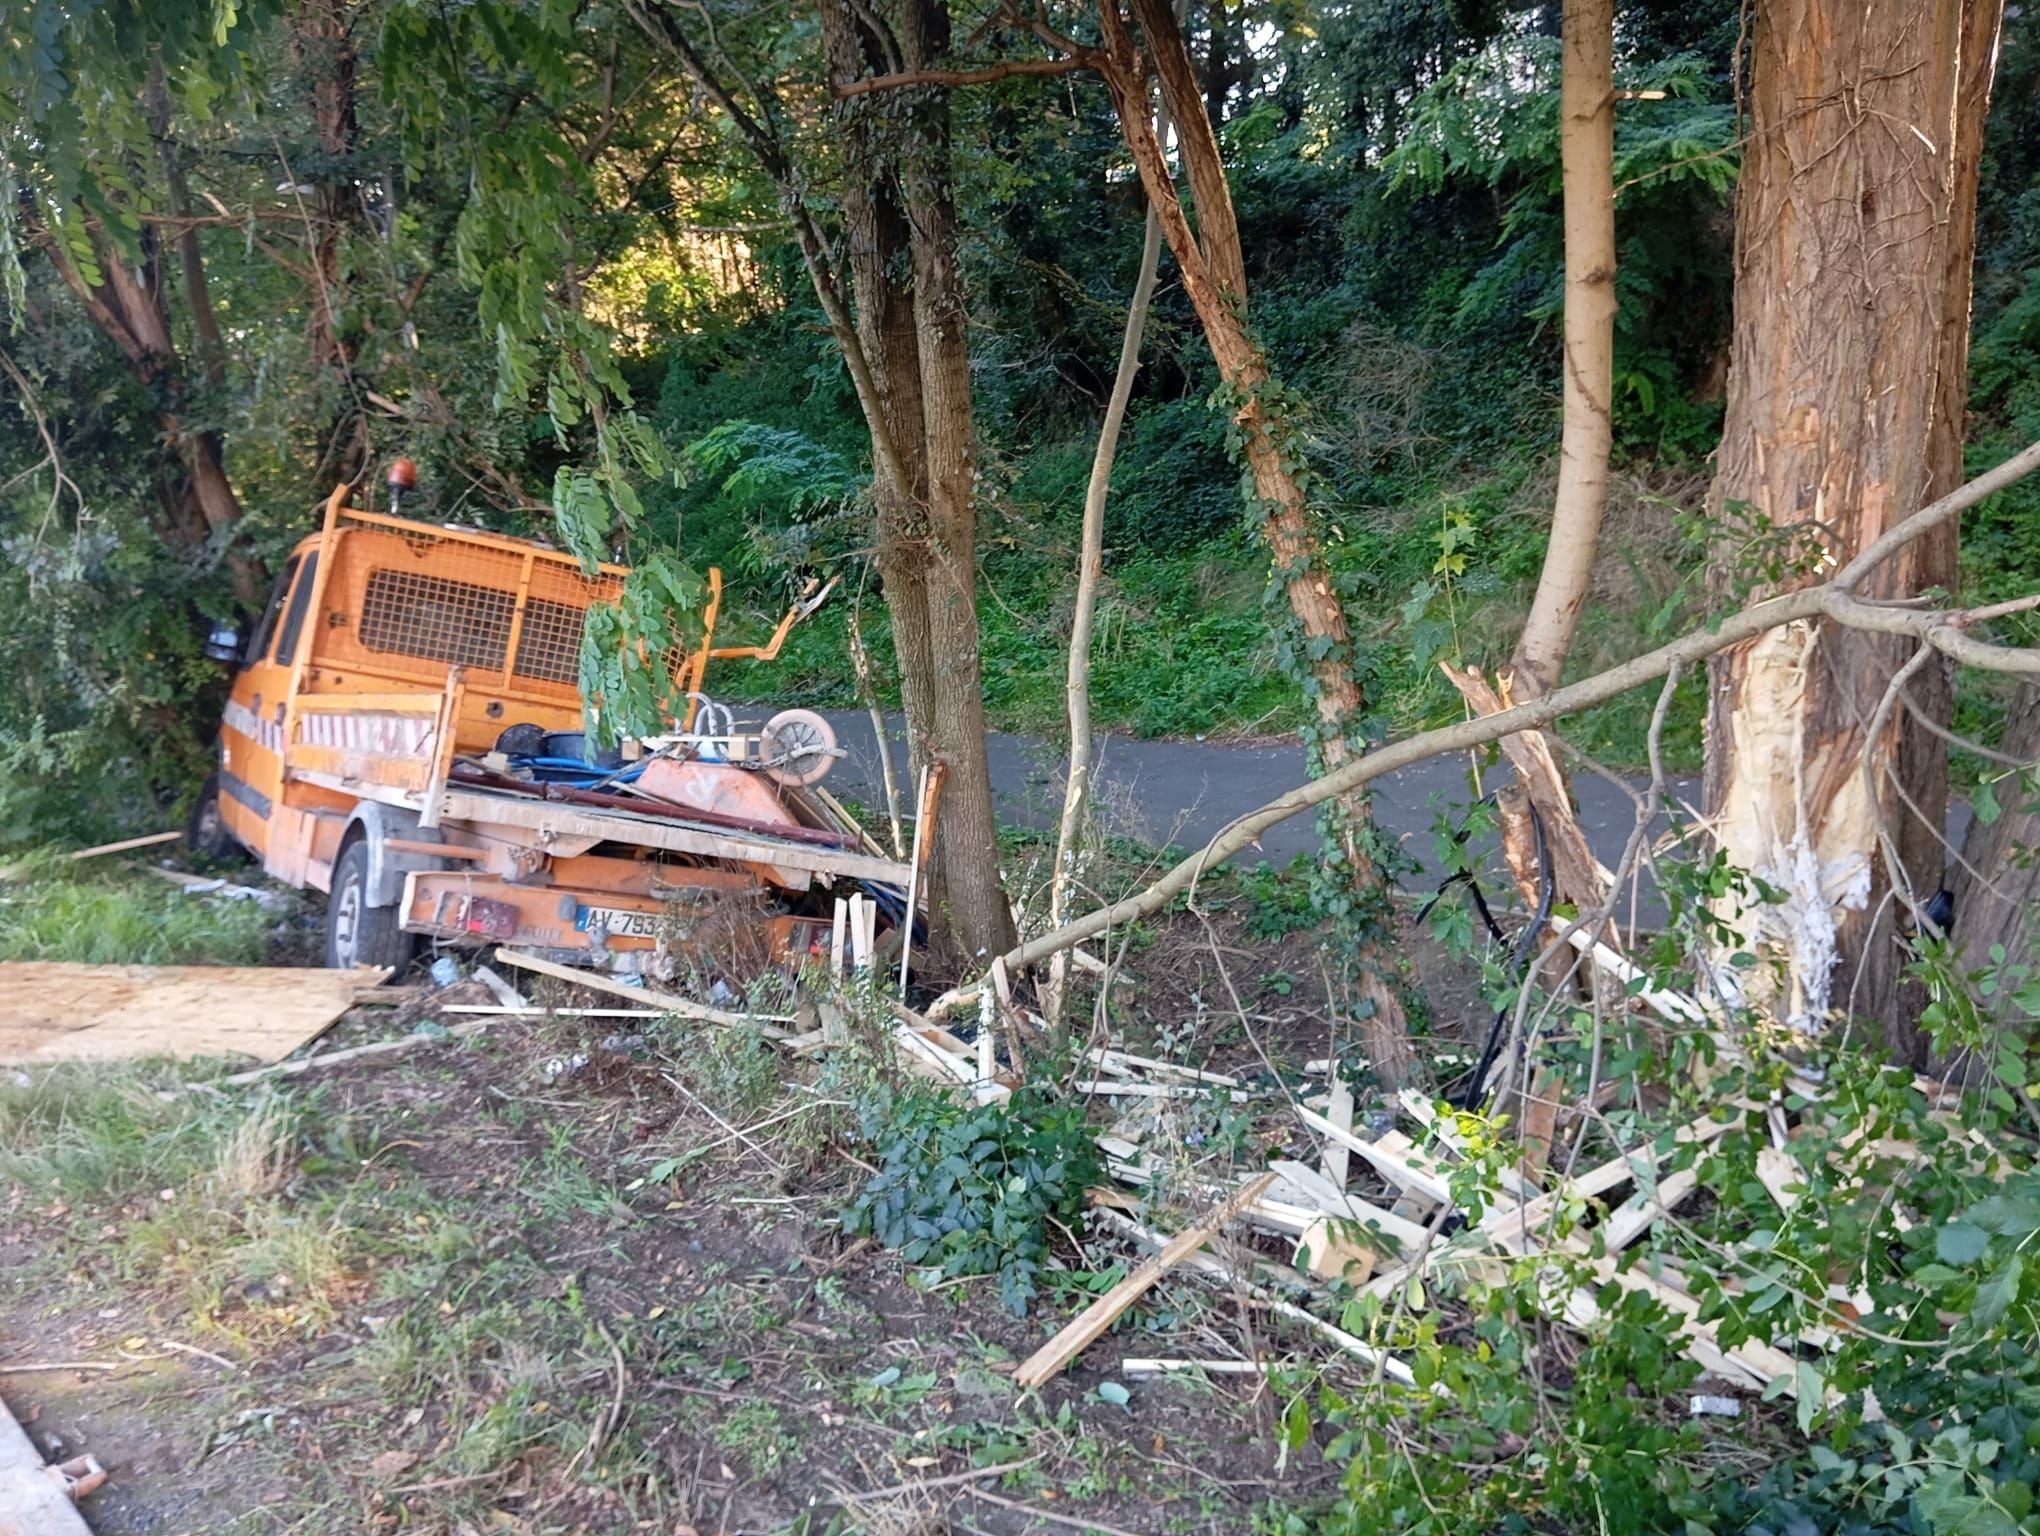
[842,1083,1104,1317]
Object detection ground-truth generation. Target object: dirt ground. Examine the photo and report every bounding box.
[1,901,1501,1536]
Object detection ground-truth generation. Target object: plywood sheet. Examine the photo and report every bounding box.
[0,963,383,1066]
[0,1391,94,1536]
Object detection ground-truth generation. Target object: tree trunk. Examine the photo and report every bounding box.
[294,0,368,483]
[41,216,262,604]
[820,0,940,776]
[1097,0,1416,1086]
[1703,0,2003,1058]
[1951,683,2040,974]
[1511,0,1614,698]
[898,0,1019,962]
[1045,187,1166,1031]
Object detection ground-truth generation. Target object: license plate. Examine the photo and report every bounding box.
[575,904,661,939]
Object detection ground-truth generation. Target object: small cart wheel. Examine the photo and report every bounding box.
[759,709,838,787]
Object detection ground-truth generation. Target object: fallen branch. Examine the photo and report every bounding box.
[205,1020,491,1086]
[927,437,2040,1015]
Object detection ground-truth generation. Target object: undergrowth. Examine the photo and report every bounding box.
[841,1082,1104,1317]
[0,852,274,965]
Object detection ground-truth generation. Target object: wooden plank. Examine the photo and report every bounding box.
[0,963,383,1066]
[1087,1048,1243,1088]
[1295,1215,1380,1283]
[1297,1105,1455,1207]
[1,1390,95,1536]
[437,1005,665,1018]
[1013,1174,1277,1388]
[1090,1205,1421,1390]
[1123,1358,1269,1377]
[1322,1078,1355,1188]
[436,787,912,886]
[212,1020,492,1086]
[492,949,792,1039]
[1602,1166,1699,1251]
[68,830,181,860]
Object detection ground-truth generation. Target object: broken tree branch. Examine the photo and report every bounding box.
[925,440,2040,1016]
[832,55,1088,94]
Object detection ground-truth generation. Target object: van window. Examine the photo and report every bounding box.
[272,552,320,665]
[246,555,300,664]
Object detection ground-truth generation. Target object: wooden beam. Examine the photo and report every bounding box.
[1013,1173,1277,1388]
[492,949,793,1039]
[436,788,913,886]
[69,830,180,860]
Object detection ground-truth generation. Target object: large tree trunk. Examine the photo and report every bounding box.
[1096,0,1416,1085]
[294,0,368,483]
[1511,0,1614,698]
[897,0,1019,961]
[40,215,262,604]
[1703,0,2003,1058]
[820,0,940,777]
[1951,683,2040,974]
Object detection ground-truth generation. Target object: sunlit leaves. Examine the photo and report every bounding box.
[0,0,281,316]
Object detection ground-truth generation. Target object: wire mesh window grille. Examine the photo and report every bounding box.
[514,597,589,684]
[359,569,515,672]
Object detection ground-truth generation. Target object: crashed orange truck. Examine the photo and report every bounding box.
[189,464,917,978]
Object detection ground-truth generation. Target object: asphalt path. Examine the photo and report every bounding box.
[801,708,1702,924]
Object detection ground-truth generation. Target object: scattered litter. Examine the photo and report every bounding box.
[543,1053,591,1082]
[45,1454,108,1503]
[1691,1395,1743,1417]
[470,963,528,1010]
[429,955,462,988]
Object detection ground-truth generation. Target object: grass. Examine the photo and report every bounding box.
[0,998,1280,1531]
[0,851,277,965]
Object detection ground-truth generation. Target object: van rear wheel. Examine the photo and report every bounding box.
[325,839,415,974]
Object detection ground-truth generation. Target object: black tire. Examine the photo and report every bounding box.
[185,774,244,862]
[324,838,416,973]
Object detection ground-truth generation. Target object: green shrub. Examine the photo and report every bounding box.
[842,1084,1104,1317]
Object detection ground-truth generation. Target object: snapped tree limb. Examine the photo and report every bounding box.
[924,439,2040,1016]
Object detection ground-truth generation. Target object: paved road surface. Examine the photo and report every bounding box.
[799,709,1700,922]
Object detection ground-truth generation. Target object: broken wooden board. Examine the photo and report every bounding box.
[492,949,794,1039]
[1014,1173,1277,1388]
[0,962,386,1066]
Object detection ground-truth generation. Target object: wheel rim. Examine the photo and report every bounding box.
[197,801,221,844]
[332,878,362,966]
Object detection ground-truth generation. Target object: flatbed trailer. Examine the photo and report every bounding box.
[193,467,911,980]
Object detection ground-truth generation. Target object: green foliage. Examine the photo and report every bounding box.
[1387,33,1737,454]
[577,551,706,744]
[841,1084,1104,1317]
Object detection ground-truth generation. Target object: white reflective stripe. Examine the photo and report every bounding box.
[296,711,434,755]
[221,699,284,751]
